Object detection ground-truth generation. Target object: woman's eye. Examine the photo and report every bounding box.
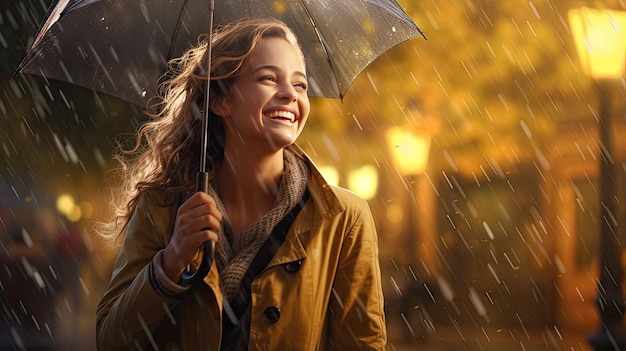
[260,75,276,82]
[295,82,308,91]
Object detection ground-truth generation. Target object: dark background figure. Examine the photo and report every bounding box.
[0,204,60,350]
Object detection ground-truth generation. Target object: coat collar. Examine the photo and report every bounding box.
[286,144,345,220]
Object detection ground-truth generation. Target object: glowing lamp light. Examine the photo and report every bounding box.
[56,193,82,222]
[385,127,431,176]
[319,165,340,186]
[56,194,75,216]
[347,164,379,200]
[568,8,626,79]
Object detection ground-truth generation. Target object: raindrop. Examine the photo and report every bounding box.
[526,20,538,37]
[351,114,363,131]
[437,275,455,301]
[503,252,520,270]
[400,313,415,337]
[33,270,45,289]
[468,287,489,321]
[533,146,550,171]
[21,256,34,277]
[0,31,7,48]
[390,275,402,296]
[79,277,90,295]
[366,72,379,96]
[529,1,541,19]
[65,140,80,164]
[163,302,177,325]
[45,323,54,340]
[575,287,585,302]
[93,148,106,167]
[10,328,24,350]
[49,265,58,280]
[321,133,340,162]
[511,18,524,37]
[8,79,24,99]
[53,132,69,162]
[21,227,33,247]
[442,150,458,172]
[59,89,72,109]
[423,283,436,303]
[483,221,495,240]
[487,263,501,284]
[5,9,18,30]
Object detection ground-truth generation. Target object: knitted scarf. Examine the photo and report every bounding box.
[208,148,309,302]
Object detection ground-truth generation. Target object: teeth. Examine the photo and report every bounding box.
[266,110,295,122]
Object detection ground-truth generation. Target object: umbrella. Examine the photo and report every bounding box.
[19,0,425,106]
[18,0,426,284]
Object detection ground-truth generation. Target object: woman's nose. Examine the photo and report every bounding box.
[277,82,297,102]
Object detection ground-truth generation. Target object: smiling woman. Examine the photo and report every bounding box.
[212,37,310,160]
[95,18,387,350]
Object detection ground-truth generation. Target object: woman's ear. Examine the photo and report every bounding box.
[209,94,230,118]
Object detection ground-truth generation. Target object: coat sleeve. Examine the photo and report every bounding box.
[327,195,387,350]
[96,196,179,350]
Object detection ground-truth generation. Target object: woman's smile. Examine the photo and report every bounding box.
[264,108,297,124]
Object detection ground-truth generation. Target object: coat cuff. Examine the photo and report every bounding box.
[149,249,190,298]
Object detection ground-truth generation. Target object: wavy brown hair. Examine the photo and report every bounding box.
[99,18,303,242]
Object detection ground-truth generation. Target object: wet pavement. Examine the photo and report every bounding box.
[388,327,593,351]
[0,290,596,351]
[0,327,594,350]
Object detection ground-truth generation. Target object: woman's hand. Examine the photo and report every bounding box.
[162,192,221,282]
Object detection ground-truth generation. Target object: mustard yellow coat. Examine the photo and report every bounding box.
[96,147,387,350]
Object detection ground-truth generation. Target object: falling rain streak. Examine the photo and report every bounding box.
[1,0,626,350]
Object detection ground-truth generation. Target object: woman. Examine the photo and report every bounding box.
[96,17,386,350]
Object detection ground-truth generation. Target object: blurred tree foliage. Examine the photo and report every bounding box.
[1,0,624,200]
[303,0,624,178]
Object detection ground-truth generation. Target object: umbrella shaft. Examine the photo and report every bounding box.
[199,0,215,174]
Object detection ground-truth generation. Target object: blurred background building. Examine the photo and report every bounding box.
[1,0,626,350]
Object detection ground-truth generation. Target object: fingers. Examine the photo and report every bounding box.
[179,192,220,217]
[184,226,219,244]
[177,192,222,232]
[163,192,222,280]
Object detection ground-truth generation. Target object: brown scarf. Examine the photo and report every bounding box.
[208,148,309,301]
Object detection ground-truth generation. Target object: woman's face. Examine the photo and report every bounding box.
[218,37,310,153]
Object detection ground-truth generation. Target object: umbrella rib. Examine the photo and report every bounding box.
[168,0,193,62]
[298,1,343,99]
[16,0,69,77]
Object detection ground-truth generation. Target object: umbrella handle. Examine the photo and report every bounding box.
[180,172,215,285]
[180,0,216,286]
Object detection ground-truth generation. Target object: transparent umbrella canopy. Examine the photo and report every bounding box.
[18,0,425,285]
[19,0,425,106]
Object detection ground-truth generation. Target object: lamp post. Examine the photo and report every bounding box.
[569,7,626,350]
[385,126,431,283]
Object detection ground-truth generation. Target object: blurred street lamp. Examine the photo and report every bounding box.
[319,165,340,187]
[56,193,82,222]
[385,126,431,270]
[569,7,626,351]
[348,164,379,201]
[386,127,431,176]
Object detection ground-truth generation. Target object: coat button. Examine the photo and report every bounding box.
[284,259,303,272]
[263,306,280,324]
